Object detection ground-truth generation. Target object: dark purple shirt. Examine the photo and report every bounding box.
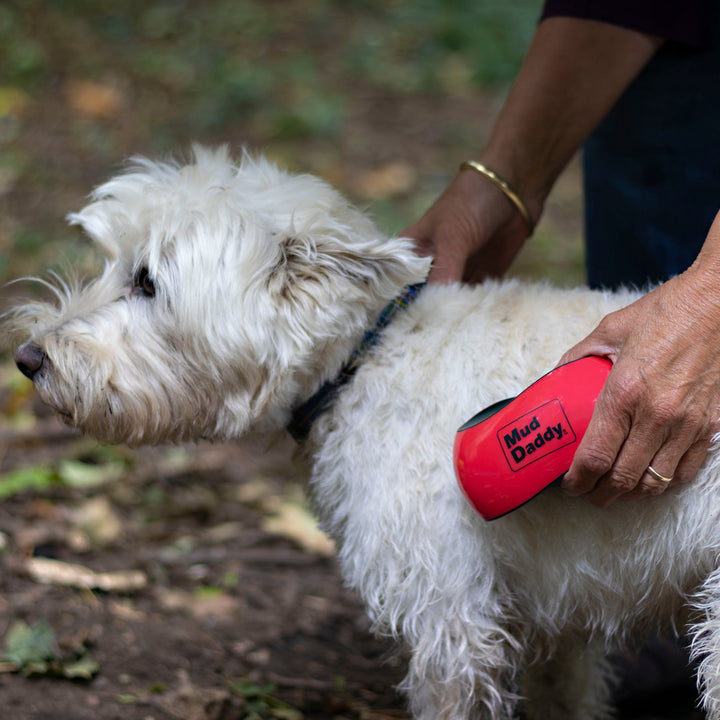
[541,0,716,47]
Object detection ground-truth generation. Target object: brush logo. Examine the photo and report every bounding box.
[498,399,576,471]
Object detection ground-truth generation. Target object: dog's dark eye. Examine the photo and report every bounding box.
[132,267,156,298]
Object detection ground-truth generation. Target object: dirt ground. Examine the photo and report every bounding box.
[0,404,411,720]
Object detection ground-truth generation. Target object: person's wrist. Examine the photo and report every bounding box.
[473,148,550,229]
[459,161,534,235]
[451,167,528,240]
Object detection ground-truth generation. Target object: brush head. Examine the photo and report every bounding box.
[454,356,612,520]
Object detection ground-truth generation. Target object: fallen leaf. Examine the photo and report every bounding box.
[108,599,146,621]
[65,79,123,120]
[229,679,304,720]
[352,162,416,200]
[155,587,237,620]
[263,501,335,557]
[3,620,56,666]
[58,458,125,488]
[190,593,237,620]
[61,657,100,680]
[234,474,281,508]
[25,557,147,593]
[0,465,57,499]
[71,496,124,546]
[150,682,239,720]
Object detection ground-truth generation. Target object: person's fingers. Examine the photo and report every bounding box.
[557,331,615,369]
[610,389,708,495]
[588,440,674,506]
[619,439,710,501]
[565,352,715,505]
[561,365,633,497]
[673,438,713,485]
[427,248,469,284]
[402,218,475,285]
[572,425,661,507]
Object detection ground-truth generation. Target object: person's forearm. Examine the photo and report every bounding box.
[478,17,664,219]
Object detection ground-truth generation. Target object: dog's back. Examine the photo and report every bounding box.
[309,278,720,718]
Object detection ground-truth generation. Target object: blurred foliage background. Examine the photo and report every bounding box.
[0,0,584,297]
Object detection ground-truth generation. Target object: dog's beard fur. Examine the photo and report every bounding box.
[8,146,430,445]
[15,292,223,444]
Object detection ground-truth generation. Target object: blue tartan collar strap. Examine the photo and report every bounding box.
[287,283,424,443]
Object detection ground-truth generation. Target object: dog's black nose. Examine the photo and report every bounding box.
[14,342,46,380]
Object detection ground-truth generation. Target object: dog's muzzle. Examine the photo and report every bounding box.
[15,342,47,381]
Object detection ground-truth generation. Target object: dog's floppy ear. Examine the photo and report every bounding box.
[67,154,184,261]
[232,152,430,301]
[68,201,127,260]
[271,216,430,304]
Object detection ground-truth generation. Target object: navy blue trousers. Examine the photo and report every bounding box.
[583,25,720,290]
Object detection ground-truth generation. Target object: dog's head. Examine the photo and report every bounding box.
[9,146,430,444]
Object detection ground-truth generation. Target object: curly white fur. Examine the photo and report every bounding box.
[9,146,720,719]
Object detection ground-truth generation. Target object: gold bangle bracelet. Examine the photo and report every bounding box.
[459,160,534,235]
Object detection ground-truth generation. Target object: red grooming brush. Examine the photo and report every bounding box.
[454,356,612,520]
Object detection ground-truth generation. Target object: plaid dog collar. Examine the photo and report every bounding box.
[287,283,424,443]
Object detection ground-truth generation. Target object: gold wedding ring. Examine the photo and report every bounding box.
[647,465,673,483]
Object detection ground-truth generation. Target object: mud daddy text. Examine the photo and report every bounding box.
[503,415,568,464]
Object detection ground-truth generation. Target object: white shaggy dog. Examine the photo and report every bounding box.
[9,147,720,719]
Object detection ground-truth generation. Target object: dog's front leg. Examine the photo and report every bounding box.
[398,610,524,720]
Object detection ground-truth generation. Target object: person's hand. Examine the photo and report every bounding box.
[401,16,662,285]
[402,167,536,284]
[560,224,720,505]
